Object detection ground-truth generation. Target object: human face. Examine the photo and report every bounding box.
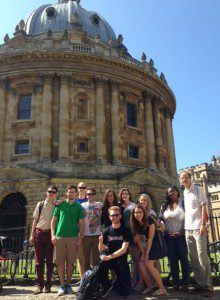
[86,190,96,202]
[109,210,121,224]
[47,188,57,199]
[67,188,77,200]
[180,172,191,189]
[78,182,87,197]
[139,196,148,209]
[134,208,144,223]
[122,190,130,203]
[167,188,179,202]
[107,191,115,205]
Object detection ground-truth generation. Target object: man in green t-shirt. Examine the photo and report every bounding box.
[51,184,84,296]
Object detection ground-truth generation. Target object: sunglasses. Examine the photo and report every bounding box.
[86,193,95,196]
[47,190,57,194]
[78,187,87,189]
[109,214,120,218]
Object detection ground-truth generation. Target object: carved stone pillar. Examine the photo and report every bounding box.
[165,109,177,177]
[0,79,6,162]
[59,76,69,159]
[95,78,106,162]
[41,76,53,160]
[111,81,121,164]
[144,93,157,168]
[153,99,164,170]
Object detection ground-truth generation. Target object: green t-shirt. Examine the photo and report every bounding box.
[53,200,84,237]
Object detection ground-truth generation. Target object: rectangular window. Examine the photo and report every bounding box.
[18,95,31,120]
[129,145,139,159]
[15,140,30,155]
[77,140,88,153]
[127,103,136,127]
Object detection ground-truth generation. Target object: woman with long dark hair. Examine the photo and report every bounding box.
[119,188,135,229]
[130,204,167,296]
[160,186,190,291]
[101,189,120,229]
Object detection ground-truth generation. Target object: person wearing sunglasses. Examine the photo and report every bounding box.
[29,185,58,295]
[81,188,103,273]
[51,185,84,296]
[98,206,132,297]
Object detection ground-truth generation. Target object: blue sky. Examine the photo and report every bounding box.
[0,0,219,170]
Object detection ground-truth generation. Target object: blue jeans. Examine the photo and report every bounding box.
[164,234,190,286]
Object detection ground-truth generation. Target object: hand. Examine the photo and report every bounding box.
[77,236,82,247]
[200,224,206,235]
[100,254,111,261]
[29,236,34,245]
[51,235,56,245]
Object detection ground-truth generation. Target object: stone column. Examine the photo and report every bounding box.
[59,76,70,159]
[144,93,157,168]
[95,78,106,162]
[0,79,6,162]
[40,76,53,160]
[111,80,121,164]
[153,99,164,170]
[165,109,177,177]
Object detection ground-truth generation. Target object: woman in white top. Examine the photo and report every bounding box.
[160,186,190,292]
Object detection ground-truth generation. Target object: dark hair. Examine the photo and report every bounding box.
[66,184,77,192]
[119,188,133,204]
[160,185,180,217]
[87,187,96,195]
[130,204,149,235]
[48,185,58,193]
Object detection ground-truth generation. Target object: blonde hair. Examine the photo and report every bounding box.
[138,193,152,212]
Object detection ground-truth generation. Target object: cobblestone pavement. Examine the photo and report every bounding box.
[0,285,220,300]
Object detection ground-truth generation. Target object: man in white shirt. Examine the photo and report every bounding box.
[180,171,213,297]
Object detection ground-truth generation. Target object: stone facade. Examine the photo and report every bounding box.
[0,0,177,231]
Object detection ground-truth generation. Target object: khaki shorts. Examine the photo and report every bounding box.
[77,244,84,262]
[54,237,78,265]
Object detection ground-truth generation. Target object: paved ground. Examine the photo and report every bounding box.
[0,285,220,300]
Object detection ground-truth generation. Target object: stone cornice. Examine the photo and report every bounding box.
[0,51,176,112]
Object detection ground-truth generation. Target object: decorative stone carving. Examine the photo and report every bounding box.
[160,72,167,84]
[15,25,19,32]
[109,38,115,47]
[117,34,123,45]
[62,29,69,39]
[19,20,25,31]
[149,58,154,67]
[141,52,147,62]
[4,34,10,44]
[47,29,52,37]
[72,12,80,24]
[95,34,101,43]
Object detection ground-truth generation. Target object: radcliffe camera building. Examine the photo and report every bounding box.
[0,0,177,238]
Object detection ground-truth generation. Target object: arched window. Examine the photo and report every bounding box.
[76,97,88,120]
[0,192,27,252]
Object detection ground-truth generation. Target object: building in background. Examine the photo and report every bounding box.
[0,0,177,249]
[180,156,220,241]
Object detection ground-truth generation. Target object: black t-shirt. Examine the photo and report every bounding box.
[103,224,131,260]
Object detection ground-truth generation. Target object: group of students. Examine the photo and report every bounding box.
[30,171,214,298]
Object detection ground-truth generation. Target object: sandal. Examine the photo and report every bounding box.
[204,289,214,298]
[141,287,153,295]
[153,288,167,296]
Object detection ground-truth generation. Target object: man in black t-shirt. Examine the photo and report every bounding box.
[98,205,131,297]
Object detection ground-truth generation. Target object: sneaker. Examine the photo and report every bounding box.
[101,285,113,298]
[44,287,51,293]
[204,289,214,298]
[57,285,66,296]
[65,284,74,294]
[72,280,81,286]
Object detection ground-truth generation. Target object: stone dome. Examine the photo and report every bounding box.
[25,0,117,45]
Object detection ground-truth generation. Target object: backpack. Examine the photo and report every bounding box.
[76,265,101,300]
[37,201,45,222]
